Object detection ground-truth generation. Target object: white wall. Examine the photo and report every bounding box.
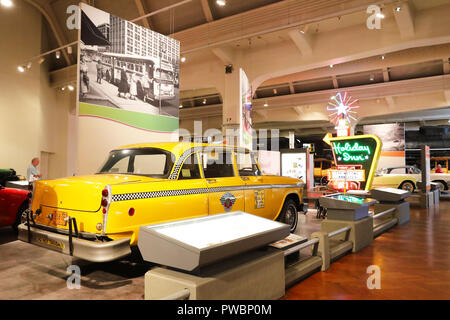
[77,117,178,175]
[0,2,69,179]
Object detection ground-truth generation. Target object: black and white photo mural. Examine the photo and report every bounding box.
[78,4,180,121]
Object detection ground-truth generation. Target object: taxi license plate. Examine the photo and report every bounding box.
[55,211,68,226]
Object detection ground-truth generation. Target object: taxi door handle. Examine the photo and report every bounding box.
[206,179,217,184]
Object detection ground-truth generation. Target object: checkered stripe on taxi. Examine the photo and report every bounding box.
[111,186,244,202]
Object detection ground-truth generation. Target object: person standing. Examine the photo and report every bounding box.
[27,158,42,182]
[96,60,103,84]
[130,73,138,100]
[118,66,129,98]
[79,56,89,98]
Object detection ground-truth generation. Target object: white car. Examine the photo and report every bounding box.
[373,166,450,191]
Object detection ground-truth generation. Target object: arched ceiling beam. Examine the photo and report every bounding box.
[25,0,72,66]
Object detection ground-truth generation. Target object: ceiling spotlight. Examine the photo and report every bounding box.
[329,64,334,68]
[67,85,74,91]
[38,57,45,64]
[1,0,13,8]
[26,62,32,69]
[180,56,186,63]
[179,105,183,109]
[395,6,402,12]
[299,25,308,34]
[216,0,226,6]
[381,55,385,60]
[55,51,61,59]
[17,65,25,73]
[61,86,65,91]
[370,74,375,81]
[67,46,72,54]
[202,98,207,104]
[264,102,269,107]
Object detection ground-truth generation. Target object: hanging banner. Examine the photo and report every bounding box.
[363,123,405,169]
[240,69,253,150]
[76,4,179,174]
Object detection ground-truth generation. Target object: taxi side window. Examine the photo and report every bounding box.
[236,152,261,177]
[200,150,235,178]
[179,153,201,180]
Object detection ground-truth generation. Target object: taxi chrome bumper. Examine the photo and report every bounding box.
[17,223,131,263]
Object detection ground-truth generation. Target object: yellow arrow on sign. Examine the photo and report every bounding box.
[323,132,333,146]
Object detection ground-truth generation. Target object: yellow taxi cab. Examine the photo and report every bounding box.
[18,142,304,262]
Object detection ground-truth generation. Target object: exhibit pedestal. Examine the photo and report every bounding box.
[374,201,410,225]
[321,216,373,253]
[419,191,434,208]
[144,249,285,300]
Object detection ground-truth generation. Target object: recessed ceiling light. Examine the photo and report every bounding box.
[216,0,226,6]
[181,56,186,63]
[1,0,13,8]
[329,64,334,68]
[61,86,65,91]
[55,51,61,59]
[17,65,25,73]
[202,98,207,104]
[370,74,375,81]
[395,6,402,12]
[68,85,74,91]
[381,55,385,60]
[264,102,269,107]
[179,105,183,109]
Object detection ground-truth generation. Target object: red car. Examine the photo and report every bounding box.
[0,185,30,233]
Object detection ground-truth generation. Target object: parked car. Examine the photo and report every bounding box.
[372,165,450,191]
[0,185,30,233]
[372,166,420,191]
[0,168,20,187]
[19,143,305,262]
[314,158,335,185]
[431,157,449,173]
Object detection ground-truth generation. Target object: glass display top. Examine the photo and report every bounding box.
[326,194,366,204]
[145,211,284,250]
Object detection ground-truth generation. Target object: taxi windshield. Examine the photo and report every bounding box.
[97,148,175,178]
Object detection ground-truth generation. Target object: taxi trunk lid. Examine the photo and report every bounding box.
[32,174,148,212]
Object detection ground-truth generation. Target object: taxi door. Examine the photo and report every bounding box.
[236,151,274,220]
[199,148,245,215]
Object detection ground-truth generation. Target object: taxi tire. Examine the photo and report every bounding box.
[277,198,298,233]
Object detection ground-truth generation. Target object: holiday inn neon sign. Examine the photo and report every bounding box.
[324,133,382,191]
[333,142,372,162]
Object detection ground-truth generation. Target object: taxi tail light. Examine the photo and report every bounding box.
[128,208,135,216]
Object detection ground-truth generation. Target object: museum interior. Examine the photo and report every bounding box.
[0,0,449,302]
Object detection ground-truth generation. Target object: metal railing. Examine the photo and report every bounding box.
[283,238,319,256]
[159,288,190,300]
[328,226,350,238]
[372,207,396,219]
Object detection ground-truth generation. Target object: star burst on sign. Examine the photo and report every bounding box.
[327,92,360,126]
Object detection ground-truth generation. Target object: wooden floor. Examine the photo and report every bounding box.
[285,200,450,300]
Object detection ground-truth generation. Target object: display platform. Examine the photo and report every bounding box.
[138,211,290,272]
[319,193,377,221]
[370,187,411,202]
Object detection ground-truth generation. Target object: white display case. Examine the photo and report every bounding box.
[137,211,290,272]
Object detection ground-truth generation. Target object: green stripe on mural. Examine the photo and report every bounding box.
[79,103,179,132]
